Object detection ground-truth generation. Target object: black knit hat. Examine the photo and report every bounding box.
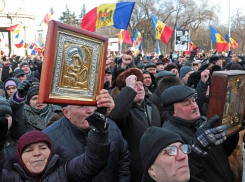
[140,126,184,172]
[0,97,12,116]
[19,61,30,69]
[26,86,39,104]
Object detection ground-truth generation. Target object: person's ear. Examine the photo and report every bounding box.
[63,107,70,119]
[148,165,157,181]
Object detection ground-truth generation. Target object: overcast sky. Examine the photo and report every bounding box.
[32,0,244,26]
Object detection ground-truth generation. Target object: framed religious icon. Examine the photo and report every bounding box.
[207,71,245,137]
[38,20,108,106]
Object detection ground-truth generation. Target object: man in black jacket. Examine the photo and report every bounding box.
[161,85,238,182]
[43,89,130,182]
[108,68,162,182]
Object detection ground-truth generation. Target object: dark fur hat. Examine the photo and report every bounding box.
[116,68,144,91]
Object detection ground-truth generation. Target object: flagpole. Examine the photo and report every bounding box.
[228,0,231,51]
[120,30,127,55]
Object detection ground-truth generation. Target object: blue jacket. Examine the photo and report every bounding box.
[43,116,131,182]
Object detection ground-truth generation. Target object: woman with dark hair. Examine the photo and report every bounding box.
[0,114,111,181]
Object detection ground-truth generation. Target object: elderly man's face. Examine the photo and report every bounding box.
[173,97,200,121]
[133,81,145,105]
[149,142,190,182]
[63,105,95,130]
[146,67,156,76]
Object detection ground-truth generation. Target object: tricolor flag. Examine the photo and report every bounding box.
[40,7,54,26]
[117,29,132,45]
[210,26,229,52]
[29,43,35,49]
[151,15,173,45]
[81,2,135,32]
[15,40,24,48]
[24,43,29,49]
[133,29,142,48]
[225,34,238,50]
[6,24,23,38]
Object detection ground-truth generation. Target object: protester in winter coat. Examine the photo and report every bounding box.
[140,127,203,182]
[23,86,63,131]
[108,68,162,182]
[43,89,131,182]
[0,122,111,181]
[161,85,238,182]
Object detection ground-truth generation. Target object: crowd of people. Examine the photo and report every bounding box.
[0,48,244,182]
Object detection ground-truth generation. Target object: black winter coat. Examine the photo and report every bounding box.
[0,130,110,182]
[162,115,238,182]
[43,117,131,182]
[108,86,161,182]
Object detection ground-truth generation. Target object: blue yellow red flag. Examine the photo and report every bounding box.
[210,26,229,52]
[118,29,132,45]
[133,29,142,48]
[225,34,238,50]
[40,8,54,26]
[81,2,135,32]
[151,15,173,45]
[15,40,24,48]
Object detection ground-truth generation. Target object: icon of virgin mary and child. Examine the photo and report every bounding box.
[63,46,89,89]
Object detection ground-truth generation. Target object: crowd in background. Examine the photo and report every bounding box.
[0,48,244,182]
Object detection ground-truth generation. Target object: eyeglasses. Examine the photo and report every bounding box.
[162,144,191,156]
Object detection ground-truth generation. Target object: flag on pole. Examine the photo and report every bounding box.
[155,39,160,56]
[133,29,142,48]
[29,43,35,49]
[151,15,173,45]
[40,7,54,26]
[117,29,132,45]
[210,25,229,52]
[81,2,135,32]
[24,43,29,48]
[15,40,24,48]
[140,45,144,56]
[225,34,238,50]
[6,24,24,38]
[176,22,180,29]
